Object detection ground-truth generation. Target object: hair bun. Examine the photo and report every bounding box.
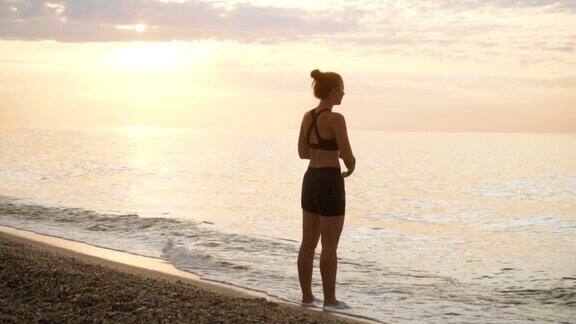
[310,69,322,80]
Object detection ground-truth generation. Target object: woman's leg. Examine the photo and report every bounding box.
[319,214,345,306]
[298,210,321,303]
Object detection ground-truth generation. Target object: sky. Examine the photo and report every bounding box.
[0,0,575,132]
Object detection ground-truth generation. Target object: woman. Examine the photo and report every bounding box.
[297,69,356,311]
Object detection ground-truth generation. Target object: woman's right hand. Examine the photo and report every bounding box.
[341,166,354,177]
[341,156,355,178]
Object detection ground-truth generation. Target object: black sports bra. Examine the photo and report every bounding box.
[307,108,339,151]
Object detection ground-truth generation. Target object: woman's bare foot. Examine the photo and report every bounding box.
[323,299,340,307]
[301,295,316,304]
[323,300,350,310]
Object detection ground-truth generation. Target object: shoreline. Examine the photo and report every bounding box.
[0,225,379,323]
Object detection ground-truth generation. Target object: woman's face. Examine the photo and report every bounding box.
[333,82,345,105]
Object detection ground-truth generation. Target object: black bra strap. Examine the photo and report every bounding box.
[314,109,331,141]
[308,109,331,145]
[313,111,322,142]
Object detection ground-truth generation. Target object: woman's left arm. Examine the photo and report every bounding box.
[298,113,311,159]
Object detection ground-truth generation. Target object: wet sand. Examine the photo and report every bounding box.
[0,228,370,323]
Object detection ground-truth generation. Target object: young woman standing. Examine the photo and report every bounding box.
[297,69,356,311]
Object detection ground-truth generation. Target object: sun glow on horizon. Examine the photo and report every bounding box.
[101,41,224,73]
[111,42,185,70]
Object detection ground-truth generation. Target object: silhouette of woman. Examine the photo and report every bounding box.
[297,69,356,311]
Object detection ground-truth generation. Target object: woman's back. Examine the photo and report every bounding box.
[304,108,340,168]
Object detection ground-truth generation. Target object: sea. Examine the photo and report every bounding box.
[0,127,574,323]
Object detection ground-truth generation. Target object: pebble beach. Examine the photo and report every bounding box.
[0,232,362,323]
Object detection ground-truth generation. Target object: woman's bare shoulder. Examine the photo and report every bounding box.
[302,110,313,122]
[330,111,344,118]
[330,111,345,123]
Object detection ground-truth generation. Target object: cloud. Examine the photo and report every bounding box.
[0,0,364,42]
[431,0,576,12]
[0,0,574,68]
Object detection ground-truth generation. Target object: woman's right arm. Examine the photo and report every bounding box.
[332,113,356,177]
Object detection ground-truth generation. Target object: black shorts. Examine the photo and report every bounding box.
[301,166,345,217]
